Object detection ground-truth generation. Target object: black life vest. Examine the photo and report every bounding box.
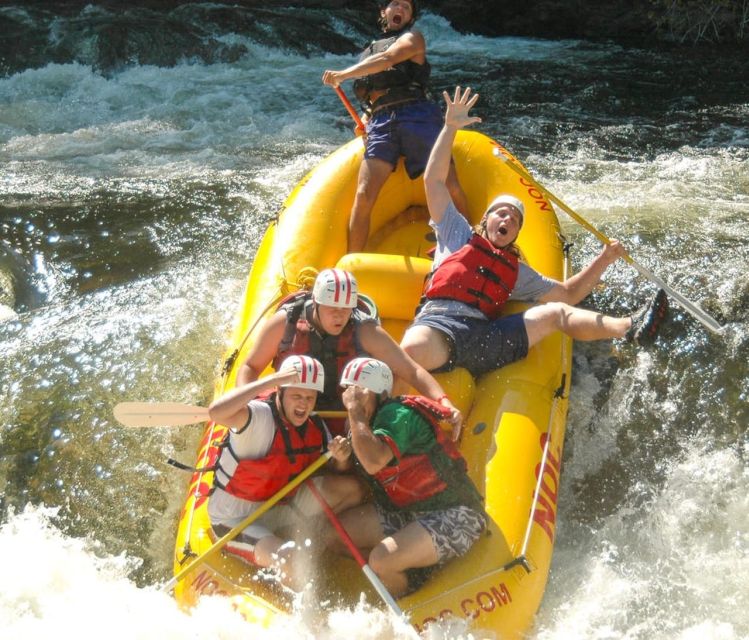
[213,393,327,502]
[425,234,519,320]
[352,28,431,112]
[272,292,374,410]
[372,396,468,509]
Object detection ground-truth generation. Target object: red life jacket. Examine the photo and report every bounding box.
[373,396,468,509]
[424,233,519,320]
[272,292,372,410]
[213,393,327,502]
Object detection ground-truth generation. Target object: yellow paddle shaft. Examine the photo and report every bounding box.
[164,451,333,592]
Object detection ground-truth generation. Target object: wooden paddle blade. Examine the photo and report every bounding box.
[314,410,347,419]
[113,402,209,427]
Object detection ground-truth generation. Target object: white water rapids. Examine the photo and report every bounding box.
[1,8,747,639]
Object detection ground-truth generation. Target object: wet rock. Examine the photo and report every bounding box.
[1,0,744,76]
[425,0,654,42]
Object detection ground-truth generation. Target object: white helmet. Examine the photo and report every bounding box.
[486,194,525,227]
[312,269,358,309]
[340,357,393,395]
[279,355,325,393]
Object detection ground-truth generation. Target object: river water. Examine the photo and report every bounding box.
[1,5,747,639]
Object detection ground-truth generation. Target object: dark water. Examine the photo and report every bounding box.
[1,4,747,638]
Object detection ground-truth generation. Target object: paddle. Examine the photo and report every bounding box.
[114,401,346,428]
[334,86,365,131]
[494,148,723,334]
[114,402,209,427]
[305,481,419,637]
[163,451,332,593]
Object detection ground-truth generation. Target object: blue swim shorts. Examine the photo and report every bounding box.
[410,311,529,377]
[364,100,442,179]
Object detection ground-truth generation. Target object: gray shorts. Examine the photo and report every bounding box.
[410,310,529,376]
[375,503,487,590]
[211,479,325,566]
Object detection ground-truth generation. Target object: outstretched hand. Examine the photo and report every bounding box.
[601,239,627,265]
[443,86,482,131]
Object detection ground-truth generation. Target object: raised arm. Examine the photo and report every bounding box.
[208,368,297,430]
[342,386,393,475]
[538,240,627,305]
[322,31,425,88]
[423,86,481,225]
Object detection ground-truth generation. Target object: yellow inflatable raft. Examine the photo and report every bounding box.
[173,130,572,638]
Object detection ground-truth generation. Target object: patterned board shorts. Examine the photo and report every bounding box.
[375,503,488,590]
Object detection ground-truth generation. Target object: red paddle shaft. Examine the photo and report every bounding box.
[334,86,365,131]
[305,480,411,624]
[307,479,368,566]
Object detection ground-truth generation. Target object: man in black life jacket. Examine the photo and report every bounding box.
[329,357,486,597]
[400,86,670,378]
[321,0,469,252]
[235,268,461,437]
[207,355,360,591]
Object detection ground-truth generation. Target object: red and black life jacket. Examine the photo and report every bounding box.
[373,395,468,509]
[213,393,327,502]
[424,233,519,320]
[352,29,431,112]
[272,292,372,410]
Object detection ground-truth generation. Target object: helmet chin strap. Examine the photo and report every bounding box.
[311,302,326,335]
[276,388,292,424]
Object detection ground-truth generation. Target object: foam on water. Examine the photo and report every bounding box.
[0,506,474,640]
[535,438,749,639]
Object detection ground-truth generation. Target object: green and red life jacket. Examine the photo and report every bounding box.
[424,233,519,320]
[213,392,327,502]
[372,395,469,509]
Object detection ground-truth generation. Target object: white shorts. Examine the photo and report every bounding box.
[209,476,326,562]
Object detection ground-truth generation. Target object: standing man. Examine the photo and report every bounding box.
[322,0,468,252]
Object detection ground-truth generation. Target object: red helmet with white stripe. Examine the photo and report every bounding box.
[340,357,393,395]
[312,269,358,309]
[279,355,325,393]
